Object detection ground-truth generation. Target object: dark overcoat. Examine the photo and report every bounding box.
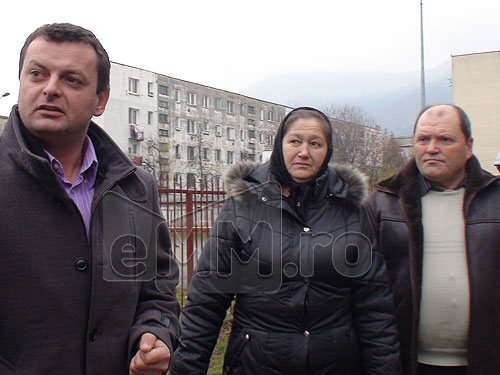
[365,157,500,375]
[0,106,180,374]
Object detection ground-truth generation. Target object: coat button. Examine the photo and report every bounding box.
[304,330,310,337]
[261,196,267,202]
[303,227,310,232]
[75,258,88,271]
[89,328,97,341]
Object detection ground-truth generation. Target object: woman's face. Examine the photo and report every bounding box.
[282,117,329,183]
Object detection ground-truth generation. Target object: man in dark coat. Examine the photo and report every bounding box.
[365,104,500,375]
[0,23,180,374]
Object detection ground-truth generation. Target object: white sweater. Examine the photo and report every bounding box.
[418,188,470,366]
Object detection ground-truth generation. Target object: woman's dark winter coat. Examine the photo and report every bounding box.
[170,162,401,375]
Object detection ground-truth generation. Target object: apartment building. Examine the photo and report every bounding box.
[452,50,500,174]
[94,62,291,186]
[0,115,7,134]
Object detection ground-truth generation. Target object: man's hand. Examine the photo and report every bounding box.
[129,333,171,375]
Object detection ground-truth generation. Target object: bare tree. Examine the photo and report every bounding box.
[379,132,409,181]
[322,104,384,186]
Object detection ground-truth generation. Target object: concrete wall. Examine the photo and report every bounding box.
[452,51,500,174]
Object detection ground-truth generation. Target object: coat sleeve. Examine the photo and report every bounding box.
[349,207,402,375]
[127,175,181,360]
[170,198,240,375]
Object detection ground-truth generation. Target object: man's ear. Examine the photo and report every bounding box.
[94,87,110,117]
[466,137,473,160]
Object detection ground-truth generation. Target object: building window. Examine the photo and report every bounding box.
[227,126,235,140]
[248,118,256,125]
[159,85,168,96]
[227,151,235,164]
[260,109,264,121]
[159,100,169,109]
[268,111,275,122]
[187,146,195,161]
[215,98,222,110]
[147,82,154,96]
[203,148,209,160]
[128,78,139,94]
[202,95,209,108]
[129,143,138,155]
[175,117,181,130]
[227,101,235,114]
[248,129,256,139]
[187,173,196,189]
[187,92,196,105]
[159,129,169,137]
[215,124,221,136]
[249,153,256,161]
[259,132,264,143]
[215,149,221,161]
[174,172,181,185]
[129,108,139,124]
[187,120,196,134]
[248,105,255,114]
[240,103,244,114]
[175,89,180,102]
[240,129,245,141]
[175,145,181,159]
[159,114,169,123]
[278,113,283,123]
[148,111,153,125]
[202,121,209,133]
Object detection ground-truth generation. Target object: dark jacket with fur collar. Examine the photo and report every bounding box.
[365,156,500,375]
[0,106,180,374]
[171,162,401,375]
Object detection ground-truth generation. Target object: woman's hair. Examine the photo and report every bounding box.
[282,108,332,141]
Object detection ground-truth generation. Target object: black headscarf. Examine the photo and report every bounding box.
[269,107,333,217]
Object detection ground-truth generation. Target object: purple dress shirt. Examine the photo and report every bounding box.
[44,136,98,237]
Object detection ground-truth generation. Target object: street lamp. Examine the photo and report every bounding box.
[420,0,426,109]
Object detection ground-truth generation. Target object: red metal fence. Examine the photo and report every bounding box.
[157,175,226,306]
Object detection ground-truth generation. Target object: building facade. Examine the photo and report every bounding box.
[0,115,7,134]
[452,50,500,174]
[94,62,291,186]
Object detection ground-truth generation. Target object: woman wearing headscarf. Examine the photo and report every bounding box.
[170,107,401,375]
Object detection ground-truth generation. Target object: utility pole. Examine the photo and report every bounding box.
[420,0,426,109]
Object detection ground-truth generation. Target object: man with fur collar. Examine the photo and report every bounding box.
[365,104,500,375]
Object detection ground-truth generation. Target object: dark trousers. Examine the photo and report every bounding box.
[418,363,467,375]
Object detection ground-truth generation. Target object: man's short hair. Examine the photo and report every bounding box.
[412,104,472,140]
[19,23,110,94]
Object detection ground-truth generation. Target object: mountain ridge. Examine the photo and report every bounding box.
[241,61,452,136]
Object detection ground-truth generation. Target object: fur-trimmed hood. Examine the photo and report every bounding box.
[224,161,367,207]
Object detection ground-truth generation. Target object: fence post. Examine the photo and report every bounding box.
[185,190,194,287]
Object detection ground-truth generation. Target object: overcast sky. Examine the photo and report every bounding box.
[1,0,499,116]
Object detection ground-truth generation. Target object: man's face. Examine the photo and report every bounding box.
[18,36,109,147]
[414,105,472,189]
